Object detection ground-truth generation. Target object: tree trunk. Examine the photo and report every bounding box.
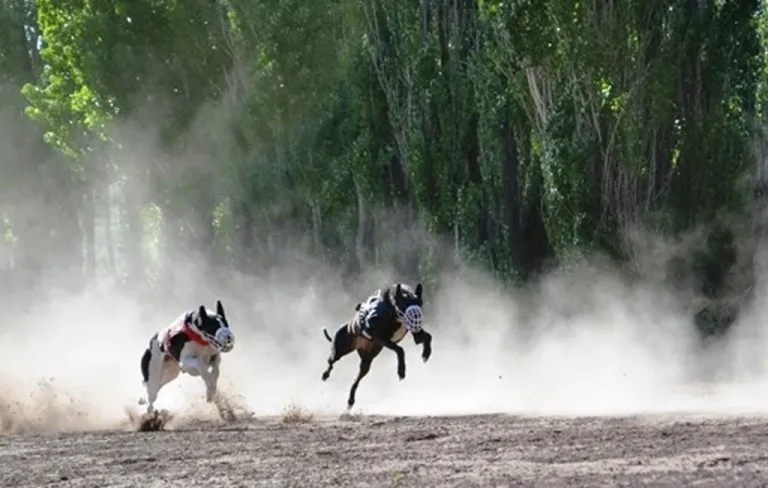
[353,176,375,273]
[84,187,96,282]
[105,185,115,275]
[123,180,145,289]
[500,111,521,272]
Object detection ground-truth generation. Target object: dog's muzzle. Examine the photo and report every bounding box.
[399,305,423,333]
[206,327,235,353]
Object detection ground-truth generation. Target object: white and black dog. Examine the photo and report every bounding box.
[139,300,235,413]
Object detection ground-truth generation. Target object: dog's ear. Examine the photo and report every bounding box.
[216,300,226,318]
[354,302,361,311]
[415,283,423,299]
[395,283,401,296]
[198,305,208,319]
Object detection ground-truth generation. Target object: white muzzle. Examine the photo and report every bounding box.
[206,327,235,353]
[400,305,423,333]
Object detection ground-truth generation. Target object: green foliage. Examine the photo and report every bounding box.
[0,0,765,335]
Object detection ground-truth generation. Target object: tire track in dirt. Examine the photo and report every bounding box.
[2,413,768,487]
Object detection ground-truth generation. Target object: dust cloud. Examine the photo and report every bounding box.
[2,238,768,434]
[3,86,768,436]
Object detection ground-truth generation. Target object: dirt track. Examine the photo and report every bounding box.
[3,412,768,487]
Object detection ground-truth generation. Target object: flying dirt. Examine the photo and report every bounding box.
[3,263,768,485]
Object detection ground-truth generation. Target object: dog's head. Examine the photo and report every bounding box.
[192,300,235,353]
[386,283,424,333]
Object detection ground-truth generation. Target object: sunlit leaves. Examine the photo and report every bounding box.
[6,0,766,281]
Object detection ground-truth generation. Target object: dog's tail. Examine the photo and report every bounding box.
[322,327,333,343]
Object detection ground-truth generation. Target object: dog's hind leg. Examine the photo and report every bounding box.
[143,358,179,414]
[141,348,151,385]
[143,336,166,413]
[322,324,355,381]
[138,347,152,407]
[347,345,382,410]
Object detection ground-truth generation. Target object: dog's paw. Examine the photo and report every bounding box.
[421,345,432,363]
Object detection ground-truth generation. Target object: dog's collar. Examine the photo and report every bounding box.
[182,312,209,346]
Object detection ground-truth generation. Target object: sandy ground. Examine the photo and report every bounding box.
[3,412,768,487]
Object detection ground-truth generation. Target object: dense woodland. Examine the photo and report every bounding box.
[1,0,767,334]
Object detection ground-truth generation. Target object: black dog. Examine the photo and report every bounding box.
[321,283,433,409]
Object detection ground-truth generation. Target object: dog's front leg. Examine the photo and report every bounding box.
[179,354,204,376]
[412,329,432,363]
[370,334,406,380]
[200,369,215,403]
[205,354,221,403]
[179,354,215,402]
